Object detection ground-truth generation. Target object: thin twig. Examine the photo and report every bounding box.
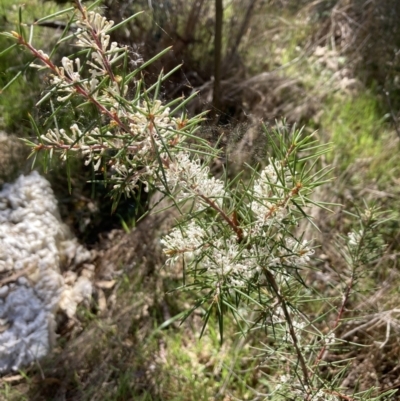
[385,90,400,139]
[262,267,310,388]
[312,274,354,371]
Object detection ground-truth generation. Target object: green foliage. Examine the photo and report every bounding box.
[0,34,37,133]
[1,1,399,401]
[0,0,65,134]
[322,93,387,168]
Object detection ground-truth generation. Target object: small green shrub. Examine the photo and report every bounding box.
[3,2,396,400]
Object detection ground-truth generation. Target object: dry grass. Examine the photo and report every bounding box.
[2,0,400,400]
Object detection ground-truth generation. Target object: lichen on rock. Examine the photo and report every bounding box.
[0,171,93,373]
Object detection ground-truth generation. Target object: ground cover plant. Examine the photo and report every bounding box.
[1,1,400,400]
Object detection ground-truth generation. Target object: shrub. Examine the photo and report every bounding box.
[3,1,396,399]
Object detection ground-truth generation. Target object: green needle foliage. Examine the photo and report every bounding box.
[2,1,396,400]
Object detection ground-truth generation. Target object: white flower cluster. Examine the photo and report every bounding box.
[51,10,126,103]
[347,229,363,247]
[52,57,86,103]
[76,11,115,53]
[111,100,181,194]
[270,306,307,345]
[324,331,336,345]
[202,239,257,286]
[161,221,207,263]
[40,11,180,193]
[275,374,339,400]
[312,390,339,401]
[0,172,93,372]
[161,157,313,288]
[164,152,225,208]
[162,226,313,288]
[250,158,294,230]
[269,238,315,268]
[161,222,259,287]
[26,7,188,203]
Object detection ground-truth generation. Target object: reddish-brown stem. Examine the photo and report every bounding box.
[305,272,356,401]
[279,142,296,168]
[74,0,117,83]
[329,390,356,401]
[312,274,354,371]
[264,182,301,220]
[263,268,310,388]
[161,155,243,241]
[16,34,129,133]
[196,192,244,242]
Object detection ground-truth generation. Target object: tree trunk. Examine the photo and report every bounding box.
[213,0,223,119]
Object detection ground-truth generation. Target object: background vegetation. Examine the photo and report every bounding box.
[1,0,400,399]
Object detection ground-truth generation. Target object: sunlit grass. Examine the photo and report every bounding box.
[1,1,400,400]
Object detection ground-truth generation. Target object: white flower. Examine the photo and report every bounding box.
[77,11,114,35]
[76,12,115,52]
[128,100,174,134]
[269,238,314,268]
[279,374,290,383]
[324,331,335,345]
[313,389,339,401]
[161,221,206,263]
[87,51,107,75]
[287,238,315,264]
[164,153,225,208]
[111,163,139,197]
[203,239,256,285]
[162,223,260,287]
[348,230,363,247]
[249,158,293,228]
[50,58,83,102]
[61,57,81,82]
[275,374,290,391]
